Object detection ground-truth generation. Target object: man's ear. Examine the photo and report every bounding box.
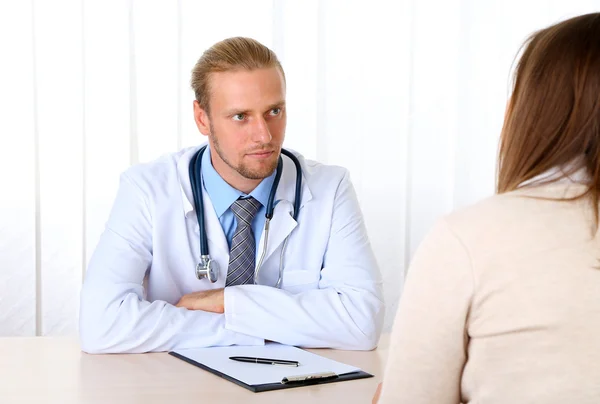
[193,100,210,137]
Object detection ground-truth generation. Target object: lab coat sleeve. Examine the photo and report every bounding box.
[224,170,385,350]
[79,173,263,354]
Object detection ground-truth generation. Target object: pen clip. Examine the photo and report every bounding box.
[281,371,338,384]
[272,361,299,367]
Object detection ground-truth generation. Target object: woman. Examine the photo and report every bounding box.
[376,13,600,404]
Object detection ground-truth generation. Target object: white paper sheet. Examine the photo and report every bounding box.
[172,343,360,386]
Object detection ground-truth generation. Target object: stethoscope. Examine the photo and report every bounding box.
[189,145,302,287]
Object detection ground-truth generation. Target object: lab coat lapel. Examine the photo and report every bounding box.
[258,202,298,264]
[257,151,312,264]
[201,186,229,256]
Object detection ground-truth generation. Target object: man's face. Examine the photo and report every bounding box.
[194,67,286,185]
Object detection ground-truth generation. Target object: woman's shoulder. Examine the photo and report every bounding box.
[447,182,588,224]
[440,182,592,255]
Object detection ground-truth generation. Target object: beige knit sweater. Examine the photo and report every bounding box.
[379,181,600,404]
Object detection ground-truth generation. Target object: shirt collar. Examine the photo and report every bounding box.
[201,145,276,218]
[518,155,590,188]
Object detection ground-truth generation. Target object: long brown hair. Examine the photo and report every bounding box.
[497,13,600,209]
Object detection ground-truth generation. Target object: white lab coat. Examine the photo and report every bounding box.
[79,144,384,353]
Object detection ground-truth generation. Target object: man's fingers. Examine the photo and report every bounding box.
[372,382,382,404]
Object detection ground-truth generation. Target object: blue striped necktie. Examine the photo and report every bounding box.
[226,197,262,286]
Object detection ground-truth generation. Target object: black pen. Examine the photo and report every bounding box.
[229,356,300,367]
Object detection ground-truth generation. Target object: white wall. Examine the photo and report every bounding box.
[1,0,599,337]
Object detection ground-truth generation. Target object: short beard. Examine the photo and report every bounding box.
[210,122,278,180]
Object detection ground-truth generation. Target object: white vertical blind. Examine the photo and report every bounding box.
[1,0,599,336]
[83,0,131,271]
[276,0,320,159]
[0,0,36,336]
[35,0,83,336]
[133,0,180,163]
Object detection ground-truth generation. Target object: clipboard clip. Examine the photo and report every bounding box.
[281,371,339,384]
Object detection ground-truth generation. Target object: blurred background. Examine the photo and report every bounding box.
[1,0,599,337]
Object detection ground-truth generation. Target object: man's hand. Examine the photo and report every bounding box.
[372,382,382,404]
[175,288,225,313]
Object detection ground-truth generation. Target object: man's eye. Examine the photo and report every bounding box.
[233,113,245,121]
[270,108,281,116]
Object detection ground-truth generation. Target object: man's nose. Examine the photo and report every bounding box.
[250,117,272,143]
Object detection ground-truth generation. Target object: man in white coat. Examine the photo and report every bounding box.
[79,37,384,354]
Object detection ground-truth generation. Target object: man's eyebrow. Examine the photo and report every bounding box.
[222,108,250,116]
[222,102,286,116]
[267,101,286,110]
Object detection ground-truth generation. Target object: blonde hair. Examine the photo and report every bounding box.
[190,37,285,114]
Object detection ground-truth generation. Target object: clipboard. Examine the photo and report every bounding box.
[168,344,373,393]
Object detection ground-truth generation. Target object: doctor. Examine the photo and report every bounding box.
[79,36,384,354]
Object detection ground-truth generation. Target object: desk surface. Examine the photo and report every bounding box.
[0,336,388,404]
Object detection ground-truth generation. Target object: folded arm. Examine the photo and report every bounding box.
[222,171,385,350]
[79,173,262,354]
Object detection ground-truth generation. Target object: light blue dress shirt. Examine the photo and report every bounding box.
[201,145,276,256]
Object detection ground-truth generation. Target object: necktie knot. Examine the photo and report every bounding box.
[230,197,261,227]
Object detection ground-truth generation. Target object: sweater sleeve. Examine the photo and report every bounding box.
[378,218,474,404]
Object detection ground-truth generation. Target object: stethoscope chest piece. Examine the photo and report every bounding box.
[195,255,219,283]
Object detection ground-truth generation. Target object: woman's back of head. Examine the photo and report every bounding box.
[498,13,600,215]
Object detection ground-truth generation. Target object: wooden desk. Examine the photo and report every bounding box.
[0,336,388,403]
